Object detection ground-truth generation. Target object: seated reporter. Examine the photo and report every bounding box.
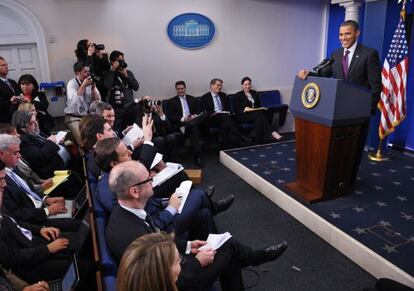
[106,161,288,291]
[11,111,69,179]
[0,134,80,231]
[200,78,250,148]
[117,232,180,291]
[0,264,49,291]
[234,77,282,144]
[94,137,232,240]
[16,74,55,135]
[0,124,52,194]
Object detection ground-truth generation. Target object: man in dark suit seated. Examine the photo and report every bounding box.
[0,159,71,283]
[94,137,233,240]
[106,160,288,291]
[297,20,381,183]
[0,134,80,231]
[168,81,207,168]
[0,57,20,123]
[200,78,250,149]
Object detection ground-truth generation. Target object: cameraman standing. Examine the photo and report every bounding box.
[64,62,101,145]
[75,39,110,99]
[103,50,139,132]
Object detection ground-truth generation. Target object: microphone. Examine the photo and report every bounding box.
[312,58,330,71]
[312,58,335,73]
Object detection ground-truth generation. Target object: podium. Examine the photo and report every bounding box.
[285,76,371,203]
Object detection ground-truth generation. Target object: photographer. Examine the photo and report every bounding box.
[135,96,176,160]
[103,50,139,133]
[75,39,110,99]
[64,62,101,145]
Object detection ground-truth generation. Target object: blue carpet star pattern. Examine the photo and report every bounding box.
[225,141,414,276]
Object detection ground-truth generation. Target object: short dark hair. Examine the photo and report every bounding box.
[73,62,88,74]
[0,56,5,62]
[95,137,121,172]
[18,74,39,93]
[109,50,124,63]
[241,77,252,85]
[75,39,89,59]
[210,78,223,86]
[175,81,186,88]
[340,20,359,31]
[80,115,106,150]
[0,123,16,134]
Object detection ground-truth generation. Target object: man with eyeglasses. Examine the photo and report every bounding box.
[106,160,288,291]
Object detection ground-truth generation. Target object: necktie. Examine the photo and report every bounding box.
[144,214,159,232]
[0,215,32,247]
[181,97,190,117]
[214,94,222,111]
[342,49,350,78]
[8,171,43,202]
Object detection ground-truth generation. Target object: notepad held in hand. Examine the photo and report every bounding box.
[198,232,232,251]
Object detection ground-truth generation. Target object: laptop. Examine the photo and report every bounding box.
[48,254,80,291]
[61,214,91,254]
[48,185,87,219]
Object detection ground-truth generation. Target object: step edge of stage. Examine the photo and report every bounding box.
[220,150,414,288]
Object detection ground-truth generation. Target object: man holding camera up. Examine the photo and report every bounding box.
[0,56,20,123]
[104,50,139,133]
[64,62,101,145]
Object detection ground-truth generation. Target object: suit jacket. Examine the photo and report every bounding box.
[233,90,261,115]
[96,171,174,230]
[200,92,229,116]
[319,44,381,111]
[106,204,201,286]
[18,132,64,179]
[168,95,201,127]
[0,212,50,271]
[0,78,19,123]
[3,176,48,224]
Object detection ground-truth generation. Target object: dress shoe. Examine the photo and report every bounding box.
[205,185,215,198]
[262,241,288,263]
[212,194,235,215]
[240,136,252,147]
[194,157,204,168]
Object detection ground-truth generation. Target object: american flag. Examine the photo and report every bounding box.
[378,15,409,139]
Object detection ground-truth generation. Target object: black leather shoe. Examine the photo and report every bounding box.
[240,136,252,146]
[205,185,215,198]
[194,157,204,168]
[212,194,235,215]
[263,241,288,262]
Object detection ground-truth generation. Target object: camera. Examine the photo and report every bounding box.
[112,86,124,105]
[118,60,128,69]
[93,43,105,50]
[89,74,98,83]
[145,100,162,108]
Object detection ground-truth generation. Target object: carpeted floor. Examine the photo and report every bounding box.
[175,139,377,291]
[224,140,414,279]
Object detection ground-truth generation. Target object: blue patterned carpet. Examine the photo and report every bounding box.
[225,141,414,277]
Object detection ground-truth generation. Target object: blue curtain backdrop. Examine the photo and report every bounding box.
[326,0,413,151]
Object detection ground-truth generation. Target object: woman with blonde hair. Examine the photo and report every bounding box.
[117,232,181,291]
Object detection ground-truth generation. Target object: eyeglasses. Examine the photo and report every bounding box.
[130,177,153,188]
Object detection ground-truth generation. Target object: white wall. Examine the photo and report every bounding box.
[16,0,327,130]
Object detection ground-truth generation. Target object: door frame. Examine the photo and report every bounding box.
[0,0,50,82]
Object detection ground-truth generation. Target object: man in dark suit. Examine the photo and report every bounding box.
[168,81,206,167]
[298,20,381,182]
[200,78,250,148]
[106,160,288,291]
[0,57,20,123]
[0,134,80,231]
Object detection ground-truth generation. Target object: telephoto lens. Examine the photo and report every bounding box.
[94,44,105,50]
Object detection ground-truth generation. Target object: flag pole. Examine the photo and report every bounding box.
[368,0,408,162]
[368,138,389,161]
